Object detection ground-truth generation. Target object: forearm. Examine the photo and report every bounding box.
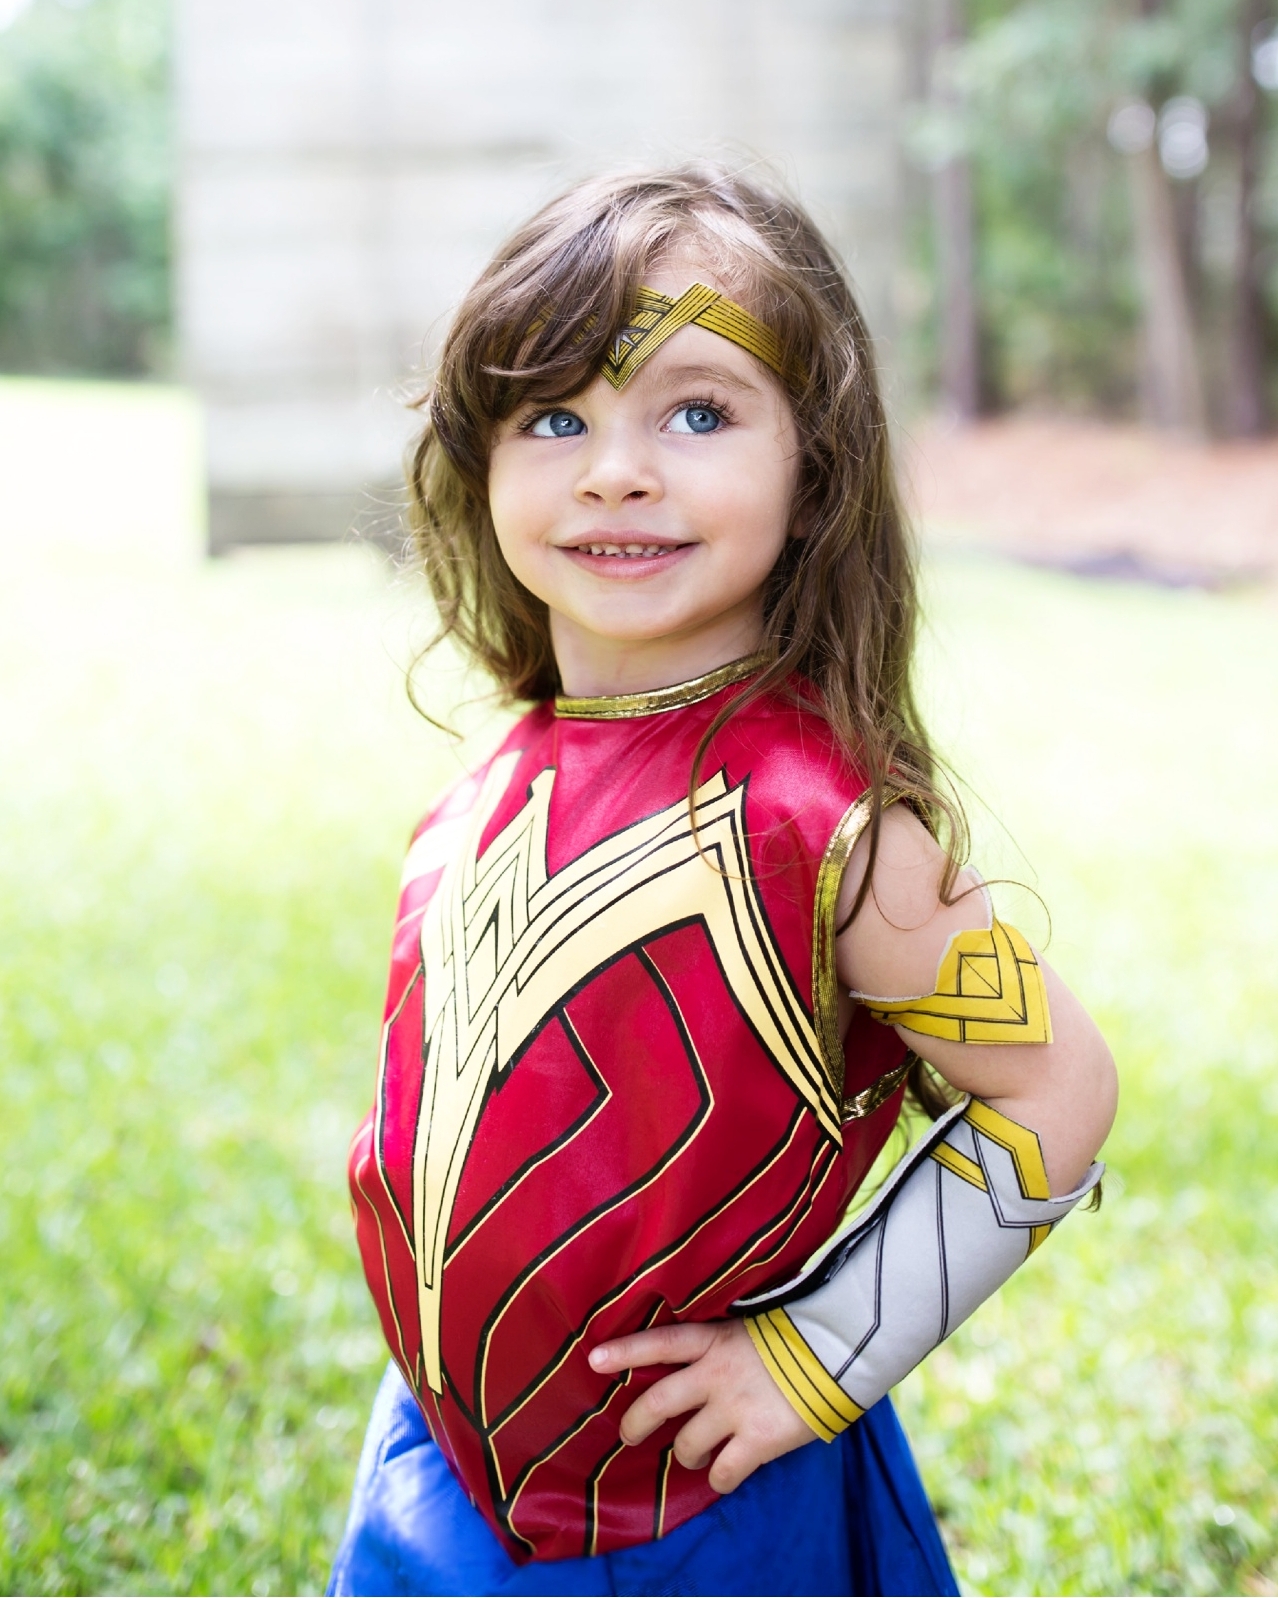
[737,1095,1103,1437]
[770,805,1119,1440]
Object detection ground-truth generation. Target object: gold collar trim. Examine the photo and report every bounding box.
[554,654,766,720]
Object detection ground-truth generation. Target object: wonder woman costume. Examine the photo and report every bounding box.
[332,287,1098,1596]
[344,662,923,1557]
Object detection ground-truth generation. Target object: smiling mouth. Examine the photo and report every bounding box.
[570,541,686,558]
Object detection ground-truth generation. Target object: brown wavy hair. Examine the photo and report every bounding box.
[407,162,965,1118]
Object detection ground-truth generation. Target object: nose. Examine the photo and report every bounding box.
[573,420,662,511]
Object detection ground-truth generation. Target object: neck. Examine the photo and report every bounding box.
[550,606,765,698]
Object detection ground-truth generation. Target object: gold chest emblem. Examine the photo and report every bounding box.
[404,755,841,1394]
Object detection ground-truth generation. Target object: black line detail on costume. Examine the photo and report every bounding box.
[501,920,704,1071]
[441,1356,482,1434]
[936,1159,950,1341]
[473,955,714,1427]
[717,793,821,1066]
[750,1108,962,1311]
[484,1112,825,1481]
[443,1011,611,1263]
[833,1214,887,1382]
[583,1436,628,1557]
[684,904,839,1140]
[688,1134,836,1315]
[476,1050,831,1522]
[351,1140,412,1379]
[496,1376,626,1553]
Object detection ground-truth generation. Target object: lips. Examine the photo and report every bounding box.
[556,537,693,576]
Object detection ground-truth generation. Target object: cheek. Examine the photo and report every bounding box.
[486,451,519,537]
[696,445,797,559]
[487,454,548,574]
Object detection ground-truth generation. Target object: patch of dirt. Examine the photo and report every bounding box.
[901,415,1278,587]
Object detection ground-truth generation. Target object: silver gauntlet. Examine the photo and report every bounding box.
[735,1097,1103,1440]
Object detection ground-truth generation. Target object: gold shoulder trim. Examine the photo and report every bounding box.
[813,790,914,1120]
[745,1308,863,1442]
[554,654,765,720]
[812,793,872,1108]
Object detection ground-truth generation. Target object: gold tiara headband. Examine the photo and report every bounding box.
[601,283,788,389]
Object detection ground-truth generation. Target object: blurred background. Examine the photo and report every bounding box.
[0,1,1274,1594]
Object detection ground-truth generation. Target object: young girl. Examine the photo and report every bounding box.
[329,165,1116,1598]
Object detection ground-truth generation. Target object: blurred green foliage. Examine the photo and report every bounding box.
[0,0,1271,418]
[0,0,169,375]
[906,0,1276,415]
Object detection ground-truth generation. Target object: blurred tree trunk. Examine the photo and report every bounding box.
[931,0,980,419]
[1129,0,1206,433]
[1127,141,1206,432]
[1227,0,1267,436]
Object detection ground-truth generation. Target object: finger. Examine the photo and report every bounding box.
[589,1322,719,1374]
[706,1434,768,1495]
[617,1365,709,1446]
[672,1407,732,1473]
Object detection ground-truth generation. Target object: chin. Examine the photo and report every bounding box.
[580,612,698,643]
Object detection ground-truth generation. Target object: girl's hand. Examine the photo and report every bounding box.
[588,1319,819,1493]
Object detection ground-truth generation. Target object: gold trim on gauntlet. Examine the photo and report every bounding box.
[745,1310,864,1443]
[736,1098,1101,1437]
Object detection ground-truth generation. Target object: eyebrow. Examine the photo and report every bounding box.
[644,361,766,395]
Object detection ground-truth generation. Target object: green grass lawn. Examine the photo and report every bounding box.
[0,382,1274,1595]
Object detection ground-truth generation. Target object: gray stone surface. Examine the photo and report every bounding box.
[177,0,907,550]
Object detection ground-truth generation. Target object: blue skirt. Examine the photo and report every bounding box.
[328,1365,957,1597]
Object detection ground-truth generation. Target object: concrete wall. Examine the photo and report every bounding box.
[176,0,906,552]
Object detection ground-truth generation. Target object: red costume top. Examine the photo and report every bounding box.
[347,659,910,1563]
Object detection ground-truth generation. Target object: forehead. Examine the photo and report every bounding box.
[642,256,736,301]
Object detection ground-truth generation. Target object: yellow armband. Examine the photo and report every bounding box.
[854,918,1052,1045]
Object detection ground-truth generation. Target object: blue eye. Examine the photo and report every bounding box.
[530,410,585,437]
[669,405,722,435]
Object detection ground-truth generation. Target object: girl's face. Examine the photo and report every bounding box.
[487,263,802,693]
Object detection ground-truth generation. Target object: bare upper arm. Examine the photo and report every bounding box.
[834,803,987,1000]
[833,804,1118,1193]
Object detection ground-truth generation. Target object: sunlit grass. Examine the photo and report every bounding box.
[0,382,1274,1594]
[899,558,1278,1597]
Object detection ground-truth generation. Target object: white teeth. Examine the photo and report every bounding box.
[576,542,674,557]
